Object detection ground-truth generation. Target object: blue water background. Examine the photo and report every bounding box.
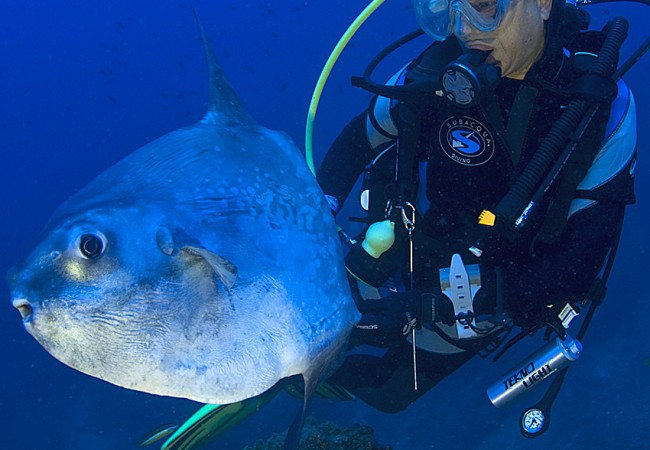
[1,1,648,448]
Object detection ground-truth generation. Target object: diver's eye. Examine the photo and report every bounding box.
[78,233,106,260]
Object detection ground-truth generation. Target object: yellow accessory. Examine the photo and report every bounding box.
[478,209,496,226]
[362,220,396,258]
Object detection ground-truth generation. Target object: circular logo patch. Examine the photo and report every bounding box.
[439,116,495,166]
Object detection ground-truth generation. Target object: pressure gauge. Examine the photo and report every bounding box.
[521,408,546,437]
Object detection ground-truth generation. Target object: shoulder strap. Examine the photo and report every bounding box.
[505,86,540,169]
[481,84,541,171]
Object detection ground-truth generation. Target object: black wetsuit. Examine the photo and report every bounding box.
[317,38,637,413]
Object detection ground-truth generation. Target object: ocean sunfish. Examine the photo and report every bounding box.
[8,15,359,446]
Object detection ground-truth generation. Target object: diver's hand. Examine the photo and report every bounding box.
[352,292,419,348]
[345,240,401,288]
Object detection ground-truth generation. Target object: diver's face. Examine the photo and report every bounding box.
[454,0,552,79]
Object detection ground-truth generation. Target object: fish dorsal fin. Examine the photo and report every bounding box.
[182,246,238,290]
[192,8,255,127]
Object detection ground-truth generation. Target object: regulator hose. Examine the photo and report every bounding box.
[493,16,629,225]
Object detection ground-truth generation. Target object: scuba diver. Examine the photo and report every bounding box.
[317,0,637,419]
[141,1,650,448]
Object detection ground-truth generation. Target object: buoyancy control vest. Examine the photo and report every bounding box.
[349,13,636,354]
[361,27,635,269]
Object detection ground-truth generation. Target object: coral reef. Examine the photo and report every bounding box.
[245,417,392,450]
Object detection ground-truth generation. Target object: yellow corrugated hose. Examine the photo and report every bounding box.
[304,0,386,176]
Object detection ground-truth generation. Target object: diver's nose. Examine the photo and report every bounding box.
[452,10,474,38]
[12,298,34,322]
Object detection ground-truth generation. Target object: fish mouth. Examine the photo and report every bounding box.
[12,298,34,323]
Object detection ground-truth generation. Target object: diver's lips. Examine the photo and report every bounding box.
[464,41,493,52]
[12,298,33,323]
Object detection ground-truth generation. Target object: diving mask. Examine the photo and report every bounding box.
[413,0,511,41]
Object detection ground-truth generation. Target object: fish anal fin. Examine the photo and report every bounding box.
[283,374,317,450]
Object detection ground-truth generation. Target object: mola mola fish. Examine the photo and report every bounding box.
[7,15,359,442]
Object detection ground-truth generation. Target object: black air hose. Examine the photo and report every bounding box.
[493,17,629,224]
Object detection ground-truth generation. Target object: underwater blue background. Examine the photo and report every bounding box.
[1,1,648,448]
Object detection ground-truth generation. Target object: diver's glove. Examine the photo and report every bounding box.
[345,241,398,287]
[351,291,420,348]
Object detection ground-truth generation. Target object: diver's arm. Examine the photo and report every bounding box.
[499,200,625,322]
[499,84,637,324]
[317,112,373,215]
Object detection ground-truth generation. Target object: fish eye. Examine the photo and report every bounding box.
[77,233,106,260]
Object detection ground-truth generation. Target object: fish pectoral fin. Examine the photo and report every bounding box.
[181,246,238,289]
